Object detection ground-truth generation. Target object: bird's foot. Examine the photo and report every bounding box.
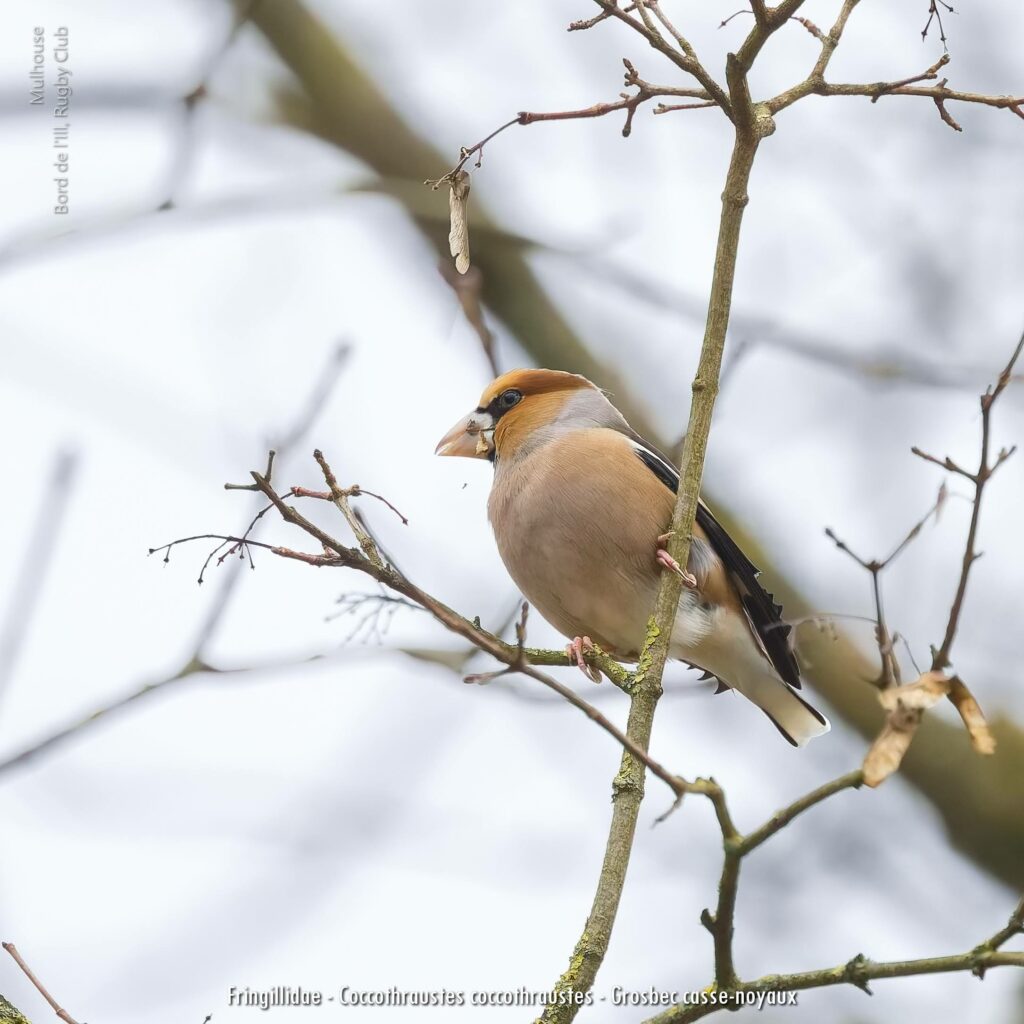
[566,635,602,683]
[656,534,698,589]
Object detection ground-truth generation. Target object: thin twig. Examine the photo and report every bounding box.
[424,117,520,187]
[588,0,733,117]
[2,942,81,1024]
[569,1,641,32]
[740,770,865,855]
[771,72,1024,125]
[719,10,754,29]
[977,895,1024,965]
[925,332,1023,671]
[468,604,689,798]
[313,448,384,567]
[825,485,947,688]
[654,100,719,114]
[423,61,718,187]
[922,0,954,50]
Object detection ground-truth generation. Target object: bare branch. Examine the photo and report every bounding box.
[647,947,1024,1022]
[921,0,955,50]
[424,59,717,190]
[424,117,520,187]
[2,942,81,1024]
[809,0,862,81]
[928,332,1023,671]
[569,1,641,32]
[587,0,733,118]
[646,0,700,56]
[312,448,384,567]
[825,485,947,688]
[438,261,500,377]
[654,100,719,114]
[468,604,690,799]
[773,71,1024,124]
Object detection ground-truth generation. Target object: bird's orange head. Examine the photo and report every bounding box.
[435,369,600,461]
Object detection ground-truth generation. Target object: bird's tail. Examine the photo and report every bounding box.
[731,666,830,747]
[673,609,830,746]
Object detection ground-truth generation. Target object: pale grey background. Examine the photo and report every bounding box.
[0,1,1022,1022]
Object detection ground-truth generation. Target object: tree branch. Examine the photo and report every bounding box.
[646,946,1024,1023]
[245,459,685,791]
[642,784,1024,1023]
[425,59,716,187]
[538,7,796,1015]
[769,50,1024,129]
[2,943,79,1024]
[925,332,1023,671]
[825,485,947,689]
[588,0,733,117]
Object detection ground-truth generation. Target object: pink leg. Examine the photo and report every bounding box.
[656,533,698,589]
[566,635,602,683]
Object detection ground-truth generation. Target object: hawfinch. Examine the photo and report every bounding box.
[436,369,829,747]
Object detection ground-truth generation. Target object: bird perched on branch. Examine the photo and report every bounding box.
[436,368,829,746]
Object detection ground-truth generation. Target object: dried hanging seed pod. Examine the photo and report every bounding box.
[448,170,471,274]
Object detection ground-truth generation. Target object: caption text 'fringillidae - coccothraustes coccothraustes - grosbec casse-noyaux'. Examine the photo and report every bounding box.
[435,368,830,747]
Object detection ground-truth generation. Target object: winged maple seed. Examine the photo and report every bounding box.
[862,671,995,787]
[948,676,998,755]
[447,170,471,274]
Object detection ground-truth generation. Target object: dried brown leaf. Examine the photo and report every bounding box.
[448,170,471,274]
[864,671,951,787]
[878,670,949,711]
[948,676,997,755]
[863,713,918,788]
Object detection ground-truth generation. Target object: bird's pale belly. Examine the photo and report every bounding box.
[490,501,667,657]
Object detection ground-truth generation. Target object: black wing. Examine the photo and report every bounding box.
[629,435,802,690]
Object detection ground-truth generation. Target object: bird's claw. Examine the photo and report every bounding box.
[656,546,698,588]
[566,635,602,683]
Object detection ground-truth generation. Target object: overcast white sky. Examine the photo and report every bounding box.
[1,2,1022,1022]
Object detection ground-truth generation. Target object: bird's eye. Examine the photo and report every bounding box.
[499,389,522,409]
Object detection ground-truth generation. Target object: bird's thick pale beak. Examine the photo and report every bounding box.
[434,409,495,459]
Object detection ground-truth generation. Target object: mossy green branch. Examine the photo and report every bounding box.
[644,947,1024,1023]
[537,12,780,1017]
[0,995,31,1024]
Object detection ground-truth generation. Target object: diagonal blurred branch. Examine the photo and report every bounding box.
[574,255,1022,392]
[0,449,79,709]
[158,1,256,211]
[0,344,349,777]
[240,0,665,441]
